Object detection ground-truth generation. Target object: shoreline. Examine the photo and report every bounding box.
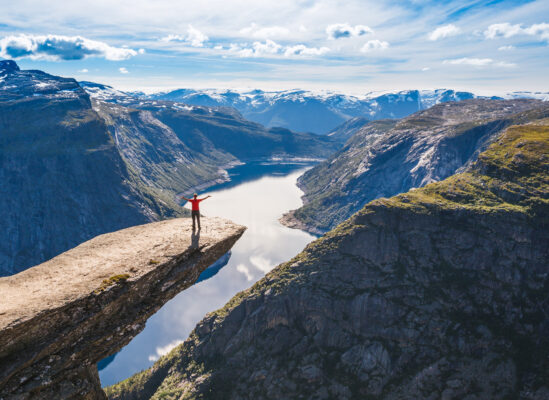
[176,156,321,200]
[278,209,325,237]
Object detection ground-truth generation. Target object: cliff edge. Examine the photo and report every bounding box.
[0,217,245,399]
[107,120,548,399]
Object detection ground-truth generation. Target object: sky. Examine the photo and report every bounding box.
[0,0,548,95]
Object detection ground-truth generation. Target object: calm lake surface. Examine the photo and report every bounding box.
[99,162,317,387]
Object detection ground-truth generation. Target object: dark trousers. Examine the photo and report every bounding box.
[192,210,200,229]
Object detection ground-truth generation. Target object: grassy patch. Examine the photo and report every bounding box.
[94,273,130,294]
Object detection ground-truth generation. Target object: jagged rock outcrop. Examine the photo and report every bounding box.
[0,217,245,399]
[106,120,548,399]
[282,99,548,234]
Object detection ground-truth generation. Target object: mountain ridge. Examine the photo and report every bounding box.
[281,99,549,234]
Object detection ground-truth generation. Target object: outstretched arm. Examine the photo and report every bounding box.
[180,195,191,201]
[200,195,212,201]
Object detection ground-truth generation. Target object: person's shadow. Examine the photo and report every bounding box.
[191,229,201,249]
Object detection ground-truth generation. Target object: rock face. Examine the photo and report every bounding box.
[0,217,245,399]
[327,116,370,142]
[106,120,549,399]
[282,99,548,234]
[0,62,183,276]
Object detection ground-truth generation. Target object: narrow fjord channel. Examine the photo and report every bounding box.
[99,162,317,387]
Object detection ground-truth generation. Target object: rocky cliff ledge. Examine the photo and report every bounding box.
[0,217,245,399]
[107,121,548,399]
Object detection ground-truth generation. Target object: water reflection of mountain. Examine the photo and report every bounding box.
[207,161,315,193]
[196,251,232,283]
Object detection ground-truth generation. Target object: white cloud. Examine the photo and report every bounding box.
[421,67,430,71]
[327,23,373,40]
[0,34,138,61]
[360,39,389,52]
[119,67,129,73]
[429,24,461,41]
[284,44,330,57]
[161,25,208,47]
[249,255,272,273]
[253,39,282,55]
[147,339,183,362]
[229,39,282,57]
[236,264,253,281]
[524,23,549,40]
[443,57,493,66]
[78,68,88,73]
[495,61,517,67]
[484,22,549,41]
[498,45,515,51]
[227,40,328,58]
[443,57,516,67]
[187,25,208,47]
[240,23,290,39]
[484,23,523,39]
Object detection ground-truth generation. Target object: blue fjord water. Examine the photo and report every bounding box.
[99,162,317,387]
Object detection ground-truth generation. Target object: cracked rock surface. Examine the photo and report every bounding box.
[0,217,245,399]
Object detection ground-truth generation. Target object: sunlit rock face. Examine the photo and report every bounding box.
[282,99,549,234]
[106,120,549,400]
[0,217,245,399]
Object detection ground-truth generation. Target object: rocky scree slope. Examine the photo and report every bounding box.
[282,99,548,234]
[0,217,245,400]
[106,119,549,400]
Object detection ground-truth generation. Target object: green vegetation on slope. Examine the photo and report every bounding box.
[105,120,549,399]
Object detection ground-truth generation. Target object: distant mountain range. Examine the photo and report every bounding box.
[145,88,549,134]
[0,61,337,275]
[281,98,549,234]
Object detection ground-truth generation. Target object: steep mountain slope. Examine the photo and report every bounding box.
[327,116,370,142]
[92,101,236,194]
[282,99,548,234]
[81,82,340,161]
[1,63,338,276]
[106,118,549,400]
[148,89,487,134]
[0,60,184,276]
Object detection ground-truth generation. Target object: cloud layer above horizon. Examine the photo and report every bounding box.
[0,0,547,94]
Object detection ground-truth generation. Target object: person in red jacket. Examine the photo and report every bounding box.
[181,193,211,230]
